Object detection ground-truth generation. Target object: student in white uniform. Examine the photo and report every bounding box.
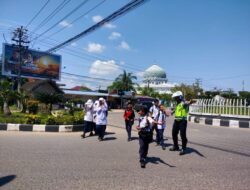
[92,100,99,133]
[149,99,160,142]
[155,104,168,150]
[136,106,155,168]
[81,99,94,138]
[95,97,108,141]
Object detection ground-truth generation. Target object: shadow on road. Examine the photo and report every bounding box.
[130,137,139,141]
[146,157,176,168]
[0,175,16,187]
[103,137,117,141]
[185,147,206,158]
[105,132,116,135]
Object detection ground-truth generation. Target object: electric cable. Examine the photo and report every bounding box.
[26,0,51,28]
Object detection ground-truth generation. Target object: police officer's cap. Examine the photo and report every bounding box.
[172,91,183,98]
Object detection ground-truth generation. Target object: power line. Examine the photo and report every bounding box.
[45,0,107,39]
[203,74,250,81]
[32,0,90,42]
[32,0,71,33]
[62,72,114,82]
[47,0,149,52]
[26,0,51,28]
[30,32,146,73]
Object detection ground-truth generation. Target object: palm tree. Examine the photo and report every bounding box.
[108,70,137,91]
[0,79,17,115]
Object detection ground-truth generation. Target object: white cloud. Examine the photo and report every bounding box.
[86,43,105,53]
[104,23,116,29]
[120,61,125,65]
[60,74,84,88]
[109,32,121,40]
[136,72,144,78]
[119,41,130,50]
[92,15,103,23]
[70,42,77,47]
[59,20,72,28]
[92,15,116,29]
[89,60,120,76]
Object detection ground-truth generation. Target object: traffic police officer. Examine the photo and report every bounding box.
[170,91,193,155]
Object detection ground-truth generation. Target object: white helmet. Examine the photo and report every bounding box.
[172,91,183,98]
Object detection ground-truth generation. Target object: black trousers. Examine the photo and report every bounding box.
[83,121,94,133]
[139,135,150,160]
[172,120,188,150]
[125,120,133,139]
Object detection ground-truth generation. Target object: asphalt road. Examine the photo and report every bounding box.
[0,111,250,190]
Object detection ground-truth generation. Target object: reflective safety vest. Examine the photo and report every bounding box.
[175,102,188,120]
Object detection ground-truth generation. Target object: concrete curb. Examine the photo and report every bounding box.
[0,123,84,132]
[188,115,250,129]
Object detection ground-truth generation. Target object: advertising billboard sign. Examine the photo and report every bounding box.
[2,43,61,80]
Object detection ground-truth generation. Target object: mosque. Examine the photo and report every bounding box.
[139,64,176,94]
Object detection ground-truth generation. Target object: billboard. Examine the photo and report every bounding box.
[2,43,61,80]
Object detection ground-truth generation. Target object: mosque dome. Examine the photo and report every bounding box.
[143,64,167,79]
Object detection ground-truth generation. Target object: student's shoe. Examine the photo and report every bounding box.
[140,158,146,168]
[81,133,85,138]
[140,162,146,168]
[89,132,94,136]
[98,137,103,141]
[179,149,186,155]
[162,146,166,150]
[169,147,179,151]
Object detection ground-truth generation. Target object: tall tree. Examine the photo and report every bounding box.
[35,92,64,113]
[171,83,203,100]
[108,70,137,91]
[137,86,159,97]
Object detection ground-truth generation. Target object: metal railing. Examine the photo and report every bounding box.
[189,99,250,118]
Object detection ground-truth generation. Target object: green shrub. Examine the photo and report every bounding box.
[55,115,75,125]
[25,115,41,124]
[51,110,65,117]
[45,116,57,125]
[73,111,84,124]
[27,100,39,114]
[0,110,85,125]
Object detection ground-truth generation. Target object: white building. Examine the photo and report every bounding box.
[139,64,176,94]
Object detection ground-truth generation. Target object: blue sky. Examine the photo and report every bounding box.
[0,0,250,92]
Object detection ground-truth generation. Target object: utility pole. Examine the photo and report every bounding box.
[11,26,30,109]
[11,26,30,93]
[195,78,202,88]
[242,80,245,91]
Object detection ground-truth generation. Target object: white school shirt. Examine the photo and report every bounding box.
[149,105,160,118]
[95,104,108,125]
[138,116,154,132]
[92,101,99,123]
[155,111,167,130]
[84,104,94,122]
